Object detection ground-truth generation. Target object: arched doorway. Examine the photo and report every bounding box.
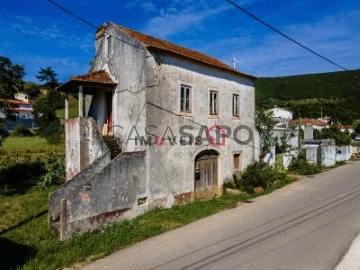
[194,150,219,199]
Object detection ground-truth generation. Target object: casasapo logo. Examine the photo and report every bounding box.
[109,124,253,147]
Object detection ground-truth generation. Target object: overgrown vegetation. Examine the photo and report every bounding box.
[0,136,65,195]
[237,162,294,193]
[256,69,360,124]
[33,67,64,144]
[224,162,297,195]
[256,109,276,162]
[313,126,351,146]
[287,150,322,175]
[0,154,46,195]
[287,158,322,175]
[12,125,34,137]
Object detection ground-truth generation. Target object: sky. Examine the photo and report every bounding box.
[0,0,359,83]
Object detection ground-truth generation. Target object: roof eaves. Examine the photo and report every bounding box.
[111,23,257,80]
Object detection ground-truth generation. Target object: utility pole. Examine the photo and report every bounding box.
[320,106,322,119]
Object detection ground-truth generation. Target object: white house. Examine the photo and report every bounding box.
[266,107,293,123]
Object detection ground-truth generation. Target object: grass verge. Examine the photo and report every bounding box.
[0,174,297,270]
[1,136,64,154]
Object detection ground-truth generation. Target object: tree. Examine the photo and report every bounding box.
[0,56,25,145]
[313,126,351,146]
[256,109,276,164]
[33,90,63,144]
[353,120,360,135]
[36,67,59,89]
[0,56,25,98]
[24,82,41,100]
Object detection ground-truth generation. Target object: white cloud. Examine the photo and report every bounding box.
[211,9,360,76]
[125,0,157,13]
[141,5,230,38]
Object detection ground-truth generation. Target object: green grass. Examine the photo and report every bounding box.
[55,94,79,119]
[1,136,64,154]
[0,174,297,270]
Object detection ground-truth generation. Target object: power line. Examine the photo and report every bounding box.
[226,0,359,78]
[47,0,145,51]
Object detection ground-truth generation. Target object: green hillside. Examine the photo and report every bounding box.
[255,70,360,124]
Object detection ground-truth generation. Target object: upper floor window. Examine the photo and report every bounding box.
[180,84,191,113]
[107,35,113,55]
[232,94,239,117]
[209,90,219,115]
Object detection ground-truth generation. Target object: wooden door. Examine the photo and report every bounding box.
[194,151,219,199]
[105,92,113,134]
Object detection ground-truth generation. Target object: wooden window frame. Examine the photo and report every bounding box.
[232,94,240,118]
[233,152,242,172]
[209,90,219,116]
[180,84,192,115]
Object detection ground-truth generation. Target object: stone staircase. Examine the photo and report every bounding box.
[103,136,122,159]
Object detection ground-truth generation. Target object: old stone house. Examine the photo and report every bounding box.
[49,22,257,239]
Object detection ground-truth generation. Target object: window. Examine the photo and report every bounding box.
[233,153,241,171]
[209,90,219,115]
[180,84,191,113]
[107,35,113,55]
[232,94,239,117]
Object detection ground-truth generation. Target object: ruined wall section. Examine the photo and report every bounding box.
[58,151,146,240]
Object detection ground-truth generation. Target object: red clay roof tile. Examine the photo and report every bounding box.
[71,70,116,84]
[56,70,116,92]
[113,23,256,80]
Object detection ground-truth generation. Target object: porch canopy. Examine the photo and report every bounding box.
[56,70,117,119]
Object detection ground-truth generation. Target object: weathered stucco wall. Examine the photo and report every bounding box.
[49,152,111,226]
[92,24,151,152]
[143,53,256,205]
[335,145,352,162]
[305,140,336,167]
[92,23,256,207]
[65,117,110,180]
[59,151,146,240]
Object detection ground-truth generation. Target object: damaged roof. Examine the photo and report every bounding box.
[112,23,256,80]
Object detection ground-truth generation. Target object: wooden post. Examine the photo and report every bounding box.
[78,85,83,117]
[65,93,69,119]
[60,199,67,241]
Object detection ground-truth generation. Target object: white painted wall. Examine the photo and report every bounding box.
[267,108,293,121]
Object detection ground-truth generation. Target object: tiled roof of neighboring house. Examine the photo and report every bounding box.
[290,118,329,127]
[112,23,256,80]
[0,99,30,105]
[56,70,117,93]
[14,108,33,112]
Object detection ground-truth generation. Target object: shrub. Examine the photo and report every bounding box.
[39,157,65,188]
[0,154,46,195]
[287,158,321,175]
[234,162,293,193]
[223,178,236,190]
[12,125,34,137]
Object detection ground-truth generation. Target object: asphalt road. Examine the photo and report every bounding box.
[83,161,360,270]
